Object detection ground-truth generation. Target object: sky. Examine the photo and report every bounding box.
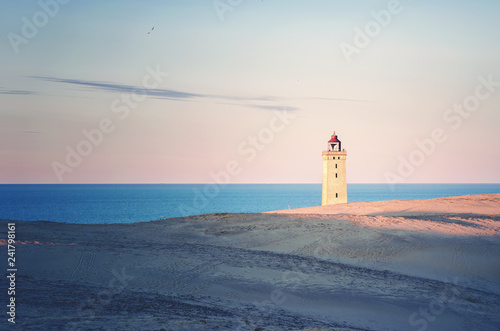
[1,0,499,184]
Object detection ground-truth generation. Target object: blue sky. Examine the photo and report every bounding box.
[1,0,499,183]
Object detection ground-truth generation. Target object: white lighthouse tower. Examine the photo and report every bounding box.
[322,132,347,205]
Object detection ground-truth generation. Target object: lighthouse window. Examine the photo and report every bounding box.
[335,164,337,168]
[335,173,338,178]
[336,193,338,198]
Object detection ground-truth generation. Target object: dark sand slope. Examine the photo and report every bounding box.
[1,194,500,330]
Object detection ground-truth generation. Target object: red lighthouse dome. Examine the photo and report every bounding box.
[328,134,340,143]
[328,132,341,151]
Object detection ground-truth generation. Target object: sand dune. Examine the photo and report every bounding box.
[1,194,500,330]
[269,193,500,216]
[268,193,500,236]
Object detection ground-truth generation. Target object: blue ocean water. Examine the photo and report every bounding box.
[0,184,499,224]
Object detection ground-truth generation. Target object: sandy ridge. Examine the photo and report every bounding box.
[1,193,500,330]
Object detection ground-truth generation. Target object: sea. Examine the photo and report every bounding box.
[1,184,499,224]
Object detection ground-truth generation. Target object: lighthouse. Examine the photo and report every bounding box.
[322,132,347,205]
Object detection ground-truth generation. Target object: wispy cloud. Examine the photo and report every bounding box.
[33,76,202,100]
[221,102,300,111]
[245,104,300,111]
[32,76,374,109]
[32,76,281,104]
[0,88,36,95]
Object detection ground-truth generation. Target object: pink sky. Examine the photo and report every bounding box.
[1,1,499,184]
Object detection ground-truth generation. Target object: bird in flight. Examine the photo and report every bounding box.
[147,26,154,34]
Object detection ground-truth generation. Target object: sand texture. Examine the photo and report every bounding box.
[1,193,500,330]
